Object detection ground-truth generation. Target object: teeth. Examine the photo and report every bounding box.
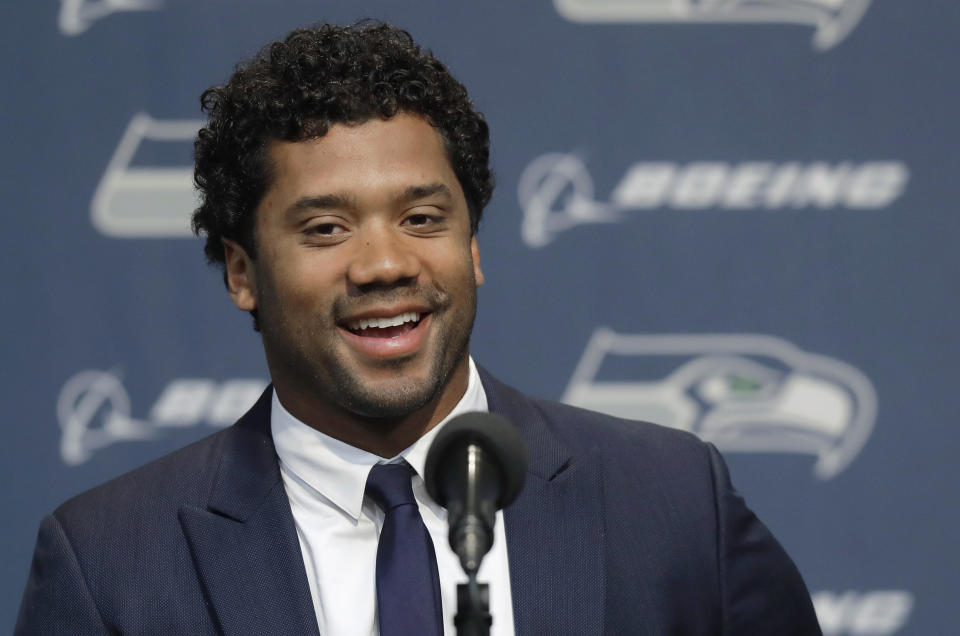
[348,312,421,331]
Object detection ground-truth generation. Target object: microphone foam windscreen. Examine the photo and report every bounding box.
[425,411,527,509]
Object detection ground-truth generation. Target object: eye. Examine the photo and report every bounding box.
[405,213,434,227]
[403,211,447,232]
[302,220,350,245]
[306,222,345,236]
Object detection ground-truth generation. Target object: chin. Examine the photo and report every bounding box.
[340,382,440,420]
[327,360,447,420]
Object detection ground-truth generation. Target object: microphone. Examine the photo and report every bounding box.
[424,411,527,576]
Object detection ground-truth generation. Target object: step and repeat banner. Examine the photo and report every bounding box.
[2,1,957,633]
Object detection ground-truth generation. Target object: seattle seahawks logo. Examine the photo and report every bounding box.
[91,113,203,238]
[562,329,877,479]
[553,0,874,51]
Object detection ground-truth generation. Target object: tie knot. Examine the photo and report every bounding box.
[365,462,417,511]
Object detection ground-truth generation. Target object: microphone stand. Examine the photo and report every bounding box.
[455,577,491,636]
[424,414,527,636]
[452,442,495,636]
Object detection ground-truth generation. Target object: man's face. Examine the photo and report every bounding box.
[225,114,483,421]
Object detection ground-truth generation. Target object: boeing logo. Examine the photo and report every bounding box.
[553,0,873,51]
[813,589,913,636]
[91,113,203,238]
[519,154,909,247]
[59,0,160,36]
[57,370,267,465]
[562,329,877,479]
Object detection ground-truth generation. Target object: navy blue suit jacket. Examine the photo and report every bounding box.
[17,369,821,634]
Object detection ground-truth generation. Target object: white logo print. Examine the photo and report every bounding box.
[91,113,203,238]
[519,153,909,247]
[553,0,873,51]
[59,0,161,36]
[562,329,877,479]
[813,590,913,635]
[57,370,267,465]
[519,154,620,249]
[57,370,154,465]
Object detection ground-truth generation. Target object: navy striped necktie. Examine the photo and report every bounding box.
[366,462,444,636]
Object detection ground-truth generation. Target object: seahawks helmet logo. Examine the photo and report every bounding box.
[553,0,873,51]
[563,329,877,478]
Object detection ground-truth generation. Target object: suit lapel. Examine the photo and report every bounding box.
[178,388,320,636]
[177,372,604,634]
[481,369,606,635]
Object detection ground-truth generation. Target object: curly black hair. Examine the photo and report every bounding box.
[192,21,493,270]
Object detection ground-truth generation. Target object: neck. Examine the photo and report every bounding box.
[272,358,471,458]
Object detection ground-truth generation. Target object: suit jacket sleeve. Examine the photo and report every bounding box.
[708,444,822,635]
[16,514,110,636]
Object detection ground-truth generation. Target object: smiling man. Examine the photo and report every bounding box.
[227,114,483,457]
[18,22,821,635]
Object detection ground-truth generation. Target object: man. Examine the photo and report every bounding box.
[17,22,821,635]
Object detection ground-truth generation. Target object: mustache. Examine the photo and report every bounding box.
[333,283,450,321]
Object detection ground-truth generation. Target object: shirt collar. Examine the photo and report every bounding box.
[271,357,488,522]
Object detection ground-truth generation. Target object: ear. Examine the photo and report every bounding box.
[223,238,258,311]
[471,236,484,287]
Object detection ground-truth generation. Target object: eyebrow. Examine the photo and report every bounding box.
[286,193,355,215]
[285,183,453,217]
[401,183,452,203]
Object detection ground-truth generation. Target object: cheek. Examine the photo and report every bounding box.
[286,272,338,310]
[260,254,339,312]
[433,246,475,280]
[447,255,482,294]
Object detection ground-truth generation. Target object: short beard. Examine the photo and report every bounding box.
[258,274,478,423]
[319,282,475,420]
[328,333,471,420]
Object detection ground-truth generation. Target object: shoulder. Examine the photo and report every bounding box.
[53,427,230,528]
[482,368,711,462]
[527,392,722,495]
[481,371,726,504]
[481,370,820,631]
[52,386,274,533]
[535,393,706,456]
[18,427,246,632]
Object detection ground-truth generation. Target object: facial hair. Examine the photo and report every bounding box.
[257,269,478,423]
[327,284,475,419]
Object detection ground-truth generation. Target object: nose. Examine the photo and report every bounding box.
[347,225,421,289]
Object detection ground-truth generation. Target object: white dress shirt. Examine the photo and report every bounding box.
[272,358,515,635]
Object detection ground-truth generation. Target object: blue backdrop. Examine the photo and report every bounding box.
[3,2,958,633]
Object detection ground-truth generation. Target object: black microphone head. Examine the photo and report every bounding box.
[425,411,527,510]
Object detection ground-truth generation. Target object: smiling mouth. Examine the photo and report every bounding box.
[345,311,424,338]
